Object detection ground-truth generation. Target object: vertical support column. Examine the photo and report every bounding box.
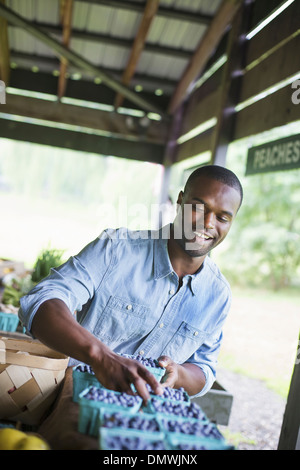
[210,0,254,167]
[278,331,300,450]
[0,0,10,86]
[158,103,185,228]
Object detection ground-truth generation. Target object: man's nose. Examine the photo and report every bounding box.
[204,212,215,229]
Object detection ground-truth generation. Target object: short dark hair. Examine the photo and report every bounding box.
[184,164,243,209]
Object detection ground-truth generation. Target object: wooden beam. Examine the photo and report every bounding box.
[114,0,160,110]
[210,0,252,166]
[3,92,169,144]
[0,118,165,163]
[0,2,168,119]
[278,332,300,450]
[234,84,300,140]
[0,0,10,85]
[168,0,244,115]
[58,0,74,99]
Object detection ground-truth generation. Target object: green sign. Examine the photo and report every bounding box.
[246,134,300,175]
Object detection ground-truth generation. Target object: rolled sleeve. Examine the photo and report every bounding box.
[19,231,114,335]
[186,330,224,398]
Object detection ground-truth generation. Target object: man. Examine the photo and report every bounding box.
[19,164,243,404]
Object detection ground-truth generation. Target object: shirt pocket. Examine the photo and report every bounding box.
[94,295,151,348]
[161,321,210,364]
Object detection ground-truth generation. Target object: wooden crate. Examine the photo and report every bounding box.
[192,381,233,426]
[0,335,69,426]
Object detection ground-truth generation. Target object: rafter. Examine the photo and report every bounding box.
[0,2,168,119]
[114,0,160,110]
[0,0,10,85]
[58,0,74,99]
[168,0,244,115]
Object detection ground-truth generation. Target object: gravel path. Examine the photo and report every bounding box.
[216,368,287,450]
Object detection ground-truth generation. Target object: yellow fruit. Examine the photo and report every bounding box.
[14,434,50,450]
[0,428,27,450]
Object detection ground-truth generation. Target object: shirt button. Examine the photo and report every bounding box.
[159,323,164,328]
[193,331,199,336]
[126,304,132,310]
[139,350,144,355]
[169,289,175,295]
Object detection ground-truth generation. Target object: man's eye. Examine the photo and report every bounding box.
[218,216,230,223]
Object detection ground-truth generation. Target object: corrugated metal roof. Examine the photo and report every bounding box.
[4,0,224,112]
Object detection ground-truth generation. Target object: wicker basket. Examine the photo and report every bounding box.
[0,336,69,425]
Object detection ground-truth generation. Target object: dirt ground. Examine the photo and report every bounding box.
[215,287,299,450]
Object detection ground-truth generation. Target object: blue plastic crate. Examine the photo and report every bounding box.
[0,312,19,332]
[99,427,168,450]
[78,386,142,437]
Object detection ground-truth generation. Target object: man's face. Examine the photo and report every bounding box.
[172,175,241,258]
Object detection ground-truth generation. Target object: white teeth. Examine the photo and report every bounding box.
[194,231,212,240]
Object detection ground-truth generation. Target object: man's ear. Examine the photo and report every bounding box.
[175,191,184,214]
[177,191,184,205]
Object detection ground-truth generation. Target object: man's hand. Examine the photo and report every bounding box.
[157,355,179,389]
[158,355,206,396]
[90,349,164,403]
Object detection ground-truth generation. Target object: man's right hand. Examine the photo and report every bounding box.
[90,348,164,403]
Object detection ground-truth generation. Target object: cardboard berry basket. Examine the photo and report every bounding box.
[99,427,168,451]
[0,312,19,333]
[72,363,104,403]
[0,336,69,426]
[167,433,235,451]
[78,386,142,437]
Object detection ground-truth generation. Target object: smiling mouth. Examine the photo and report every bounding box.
[193,231,214,240]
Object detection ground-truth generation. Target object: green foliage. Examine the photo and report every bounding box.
[2,248,64,307]
[31,248,65,283]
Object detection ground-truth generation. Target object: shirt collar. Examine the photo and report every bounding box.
[153,224,207,293]
[153,225,174,280]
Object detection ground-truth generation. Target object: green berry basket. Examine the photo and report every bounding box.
[143,395,207,422]
[78,386,142,437]
[157,414,223,441]
[167,433,235,450]
[99,427,168,450]
[72,364,103,403]
[0,312,19,332]
[98,407,163,433]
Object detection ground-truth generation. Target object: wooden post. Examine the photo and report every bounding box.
[277,331,300,450]
[0,0,10,85]
[210,0,254,166]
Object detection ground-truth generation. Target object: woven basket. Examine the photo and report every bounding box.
[0,336,69,425]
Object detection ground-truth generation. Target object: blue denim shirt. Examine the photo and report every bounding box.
[19,225,231,397]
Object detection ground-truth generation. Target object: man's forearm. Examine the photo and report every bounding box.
[178,363,206,396]
[31,298,105,365]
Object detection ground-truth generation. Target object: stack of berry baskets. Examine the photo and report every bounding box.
[78,386,142,437]
[72,363,103,403]
[98,408,167,451]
